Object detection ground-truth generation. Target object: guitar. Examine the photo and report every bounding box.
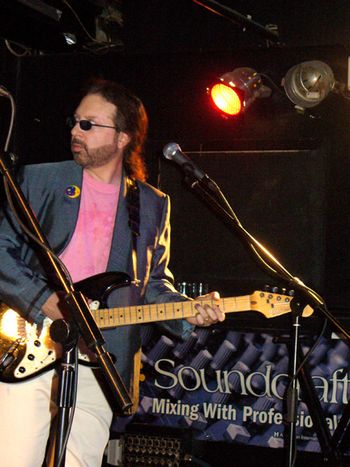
[0,272,312,382]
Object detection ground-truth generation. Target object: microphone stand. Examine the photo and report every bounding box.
[180,167,349,466]
[0,153,133,465]
[192,0,280,43]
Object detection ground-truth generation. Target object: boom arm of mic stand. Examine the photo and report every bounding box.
[0,153,133,412]
[186,173,346,466]
[192,0,279,43]
[186,174,350,340]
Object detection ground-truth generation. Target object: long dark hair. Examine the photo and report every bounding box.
[83,78,148,182]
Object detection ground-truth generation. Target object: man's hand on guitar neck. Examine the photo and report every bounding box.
[42,289,225,328]
[186,291,225,327]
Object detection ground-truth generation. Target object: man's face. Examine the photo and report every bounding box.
[71,93,122,169]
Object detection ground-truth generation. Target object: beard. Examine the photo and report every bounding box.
[71,138,120,168]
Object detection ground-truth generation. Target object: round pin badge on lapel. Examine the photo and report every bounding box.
[65,185,81,198]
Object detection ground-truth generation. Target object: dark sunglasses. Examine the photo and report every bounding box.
[66,116,118,132]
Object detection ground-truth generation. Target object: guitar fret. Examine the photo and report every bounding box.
[222,296,250,312]
[105,308,111,326]
[157,303,164,321]
[173,302,181,319]
[136,306,143,323]
[119,307,126,325]
[141,304,147,323]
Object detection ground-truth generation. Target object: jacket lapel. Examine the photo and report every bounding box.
[107,173,133,275]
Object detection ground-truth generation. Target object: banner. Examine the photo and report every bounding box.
[112,323,350,453]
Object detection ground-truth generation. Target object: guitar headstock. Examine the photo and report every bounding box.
[250,289,313,318]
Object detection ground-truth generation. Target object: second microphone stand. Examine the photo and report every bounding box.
[181,166,350,466]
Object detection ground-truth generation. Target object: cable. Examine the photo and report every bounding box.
[260,72,290,100]
[63,0,101,43]
[62,0,126,54]
[0,87,15,153]
[4,39,31,57]
[63,0,114,46]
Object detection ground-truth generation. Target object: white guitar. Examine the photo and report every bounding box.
[0,272,312,382]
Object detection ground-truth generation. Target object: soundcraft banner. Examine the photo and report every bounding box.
[111,324,350,452]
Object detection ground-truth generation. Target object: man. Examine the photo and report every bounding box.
[0,79,224,466]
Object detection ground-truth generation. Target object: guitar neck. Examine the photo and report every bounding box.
[91,295,252,329]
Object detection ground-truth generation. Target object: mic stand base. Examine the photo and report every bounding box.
[50,320,79,467]
[282,302,343,466]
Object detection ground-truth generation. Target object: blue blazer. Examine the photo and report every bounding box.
[0,160,190,407]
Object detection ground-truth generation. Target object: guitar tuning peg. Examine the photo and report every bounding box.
[288,289,295,296]
[281,288,287,295]
[272,286,279,294]
[264,284,271,292]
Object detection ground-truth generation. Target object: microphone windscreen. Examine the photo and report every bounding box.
[163,142,181,160]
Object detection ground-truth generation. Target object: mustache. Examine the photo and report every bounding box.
[71,138,86,148]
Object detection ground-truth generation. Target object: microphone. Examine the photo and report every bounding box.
[163,142,207,181]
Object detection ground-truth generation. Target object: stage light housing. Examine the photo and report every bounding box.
[208,67,271,116]
[282,60,336,109]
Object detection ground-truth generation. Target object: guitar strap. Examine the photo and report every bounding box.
[125,177,140,284]
[125,177,142,413]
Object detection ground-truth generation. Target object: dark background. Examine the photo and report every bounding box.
[2,2,350,465]
[0,0,350,314]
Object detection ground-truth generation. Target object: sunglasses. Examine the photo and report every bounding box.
[66,116,119,132]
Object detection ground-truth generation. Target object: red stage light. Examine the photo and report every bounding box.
[209,82,242,116]
[208,68,272,117]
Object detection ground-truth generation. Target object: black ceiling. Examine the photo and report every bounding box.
[1,1,350,53]
[0,0,110,52]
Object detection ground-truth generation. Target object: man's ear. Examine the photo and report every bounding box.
[117,131,131,149]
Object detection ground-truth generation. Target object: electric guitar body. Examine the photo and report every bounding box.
[0,272,312,382]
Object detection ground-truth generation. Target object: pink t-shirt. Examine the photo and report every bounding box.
[60,170,120,283]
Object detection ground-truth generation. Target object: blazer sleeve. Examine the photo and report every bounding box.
[0,169,54,323]
[144,194,193,339]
